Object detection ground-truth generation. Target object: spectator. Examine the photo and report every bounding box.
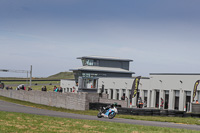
[16,84,25,90]
[0,82,4,89]
[41,86,44,91]
[6,86,9,90]
[59,87,63,93]
[160,98,164,109]
[53,86,57,91]
[41,86,47,91]
[121,95,125,100]
[28,86,32,91]
[21,85,26,90]
[144,100,147,107]
[6,86,13,90]
[137,97,143,108]
[54,87,58,92]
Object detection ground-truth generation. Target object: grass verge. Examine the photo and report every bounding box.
[0,111,199,133]
[0,95,200,125]
[3,81,60,91]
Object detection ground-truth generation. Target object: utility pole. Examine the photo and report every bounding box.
[30,65,32,87]
[0,66,33,87]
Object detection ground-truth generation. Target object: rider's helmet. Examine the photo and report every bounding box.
[113,102,118,107]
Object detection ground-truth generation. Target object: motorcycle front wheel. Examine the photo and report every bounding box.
[108,112,116,119]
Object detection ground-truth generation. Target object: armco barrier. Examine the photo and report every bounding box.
[89,103,200,118]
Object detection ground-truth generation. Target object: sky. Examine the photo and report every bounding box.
[1,0,200,77]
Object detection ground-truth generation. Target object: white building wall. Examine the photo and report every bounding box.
[60,79,77,92]
[61,74,200,111]
[150,75,200,91]
[97,77,150,107]
[150,74,200,111]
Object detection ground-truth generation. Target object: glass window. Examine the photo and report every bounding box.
[85,73,90,77]
[82,59,86,66]
[86,59,93,66]
[93,60,99,66]
[82,59,99,66]
[82,73,99,77]
[82,78,98,89]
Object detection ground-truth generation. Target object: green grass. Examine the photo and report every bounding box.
[0,71,73,91]
[117,114,200,125]
[0,111,199,133]
[3,81,59,85]
[47,71,74,79]
[0,95,200,126]
[31,85,59,91]
[0,71,74,80]
[2,81,60,91]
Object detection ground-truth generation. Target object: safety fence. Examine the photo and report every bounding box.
[89,103,200,118]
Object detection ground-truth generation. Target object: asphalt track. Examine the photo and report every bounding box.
[0,100,200,131]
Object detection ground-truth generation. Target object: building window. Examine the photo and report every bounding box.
[93,60,99,66]
[82,73,104,78]
[82,78,98,89]
[82,59,99,66]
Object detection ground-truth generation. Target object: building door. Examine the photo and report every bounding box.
[93,79,97,88]
[149,90,152,107]
[174,90,180,110]
[174,97,179,110]
[111,89,113,99]
[144,90,148,107]
[185,91,191,112]
[136,91,140,107]
[164,90,169,109]
[197,91,200,102]
[155,91,160,108]
[117,90,119,100]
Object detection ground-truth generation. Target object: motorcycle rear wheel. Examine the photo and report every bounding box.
[97,112,102,118]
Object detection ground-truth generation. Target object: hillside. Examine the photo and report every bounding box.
[0,72,74,81]
[47,72,74,79]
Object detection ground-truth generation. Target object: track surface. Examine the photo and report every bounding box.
[0,100,200,131]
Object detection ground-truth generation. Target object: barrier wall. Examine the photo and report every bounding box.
[192,103,200,113]
[86,93,128,108]
[89,103,200,118]
[99,98,127,107]
[0,89,127,110]
[0,89,88,110]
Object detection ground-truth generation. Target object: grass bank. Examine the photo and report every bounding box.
[0,95,200,125]
[2,80,60,91]
[0,111,199,133]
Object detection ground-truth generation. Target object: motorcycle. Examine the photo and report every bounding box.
[97,106,118,119]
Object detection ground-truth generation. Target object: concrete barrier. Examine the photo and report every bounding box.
[0,89,133,111]
[0,89,89,110]
[99,98,127,108]
[192,103,200,113]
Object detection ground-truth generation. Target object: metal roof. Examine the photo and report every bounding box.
[70,66,135,74]
[77,56,133,62]
[150,73,200,75]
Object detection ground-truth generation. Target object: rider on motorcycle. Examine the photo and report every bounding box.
[97,102,118,119]
[102,102,118,113]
